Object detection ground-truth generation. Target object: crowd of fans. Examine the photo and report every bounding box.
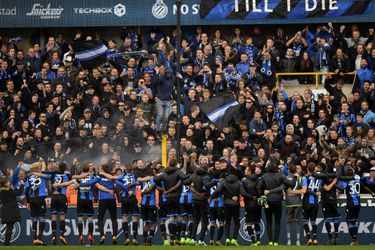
[1,23,375,247]
[0,23,374,184]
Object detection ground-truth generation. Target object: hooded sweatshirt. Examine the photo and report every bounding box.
[152,67,175,101]
[211,174,241,206]
[153,166,187,198]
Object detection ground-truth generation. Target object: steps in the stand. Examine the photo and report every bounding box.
[283,84,352,98]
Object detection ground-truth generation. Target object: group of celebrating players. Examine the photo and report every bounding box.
[4,152,364,247]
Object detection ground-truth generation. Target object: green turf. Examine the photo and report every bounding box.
[4,246,375,249]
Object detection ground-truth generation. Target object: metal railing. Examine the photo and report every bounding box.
[276,71,357,89]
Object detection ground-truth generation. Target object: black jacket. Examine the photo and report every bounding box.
[256,167,290,203]
[0,185,24,223]
[154,166,187,198]
[211,174,240,206]
[134,165,154,179]
[240,174,260,207]
[329,55,351,73]
[184,167,214,201]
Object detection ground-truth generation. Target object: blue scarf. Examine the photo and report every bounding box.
[261,60,272,76]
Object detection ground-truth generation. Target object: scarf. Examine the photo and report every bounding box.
[261,60,272,76]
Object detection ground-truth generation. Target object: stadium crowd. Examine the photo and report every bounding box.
[0,23,375,247]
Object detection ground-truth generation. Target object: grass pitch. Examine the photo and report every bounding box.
[5,246,375,249]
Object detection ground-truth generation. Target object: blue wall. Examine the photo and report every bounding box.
[2,197,375,245]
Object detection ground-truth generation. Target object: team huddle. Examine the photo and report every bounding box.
[3,155,366,246]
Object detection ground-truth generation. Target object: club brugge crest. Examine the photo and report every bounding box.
[238,217,265,242]
[152,0,168,19]
[0,220,21,243]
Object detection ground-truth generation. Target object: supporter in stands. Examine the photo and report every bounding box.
[0,24,374,246]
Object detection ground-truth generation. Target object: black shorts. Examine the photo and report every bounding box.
[322,202,341,221]
[98,199,117,220]
[29,197,47,218]
[302,204,318,221]
[141,206,157,223]
[121,196,140,216]
[166,197,181,217]
[286,206,302,222]
[209,207,225,223]
[180,203,193,216]
[77,199,94,216]
[158,202,168,220]
[51,194,68,215]
[346,205,361,222]
[245,206,262,224]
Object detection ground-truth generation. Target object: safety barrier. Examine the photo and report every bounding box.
[276,72,357,89]
[7,195,375,245]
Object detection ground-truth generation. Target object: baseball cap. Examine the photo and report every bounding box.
[238,138,246,144]
[370,166,375,171]
[250,62,256,67]
[219,157,227,163]
[84,108,91,113]
[290,153,298,159]
[254,138,262,144]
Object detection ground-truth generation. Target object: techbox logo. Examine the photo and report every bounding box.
[73,4,126,17]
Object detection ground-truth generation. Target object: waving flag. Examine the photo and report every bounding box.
[199,92,240,130]
[71,40,108,69]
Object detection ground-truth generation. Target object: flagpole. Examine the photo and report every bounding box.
[175,0,182,164]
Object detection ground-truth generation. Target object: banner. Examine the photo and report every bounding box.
[2,197,375,245]
[71,40,108,69]
[0,0,374,27]
[199,93,241,131]
[200,0,373,19]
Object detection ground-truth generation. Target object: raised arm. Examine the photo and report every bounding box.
[321,137,338,155]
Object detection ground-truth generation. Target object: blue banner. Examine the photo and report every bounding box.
[0,0,373,27]
[2,197,375,245]
[200,0,373,20]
